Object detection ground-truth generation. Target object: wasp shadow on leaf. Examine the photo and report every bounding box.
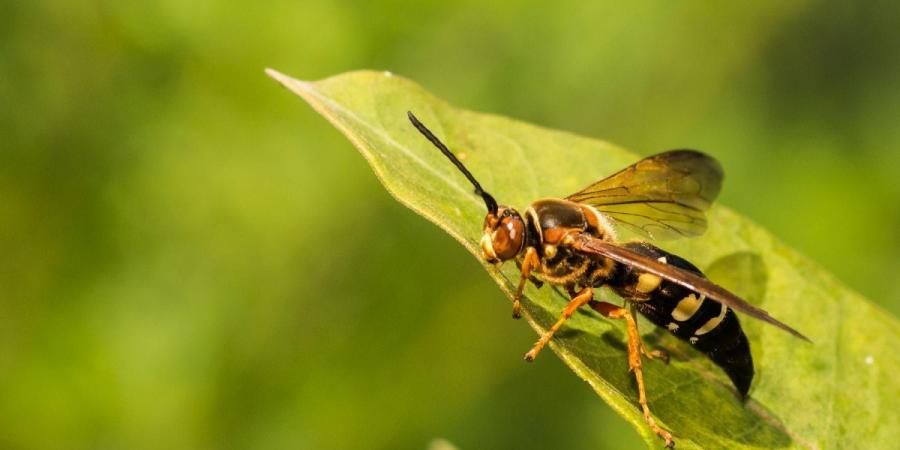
[704,251,769,307]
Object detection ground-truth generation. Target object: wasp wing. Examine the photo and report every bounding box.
[566,150,723,240]
[573,236,811,342]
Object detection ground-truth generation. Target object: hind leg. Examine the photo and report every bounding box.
[629,304,670,363]
[642,347,670,363]
[590,301,675,448]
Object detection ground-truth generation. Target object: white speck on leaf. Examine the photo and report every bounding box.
[865,355,874,365]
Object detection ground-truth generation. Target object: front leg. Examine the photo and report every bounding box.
[512,246,540,319]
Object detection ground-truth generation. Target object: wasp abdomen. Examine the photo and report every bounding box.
[611,242,754,397]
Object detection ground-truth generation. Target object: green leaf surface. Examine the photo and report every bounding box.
[267,69,899,450]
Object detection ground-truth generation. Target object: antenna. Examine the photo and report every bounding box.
[407,111,498,214]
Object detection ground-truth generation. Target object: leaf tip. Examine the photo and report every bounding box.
[264,68,311,93]
[264,67,285,80]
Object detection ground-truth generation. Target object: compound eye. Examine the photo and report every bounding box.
[492,216,524,260]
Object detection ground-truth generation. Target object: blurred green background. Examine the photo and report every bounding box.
[1,1,898,449]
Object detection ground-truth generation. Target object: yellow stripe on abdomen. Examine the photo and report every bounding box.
[671,294,705,321]
[695,303,728,335]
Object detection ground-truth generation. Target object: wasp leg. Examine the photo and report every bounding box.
[523,287,593,362]
[512,246,540,319]
[642,348,670,363]
[514,259,543,288]
[628,303,670,364]
[590,301,675,448]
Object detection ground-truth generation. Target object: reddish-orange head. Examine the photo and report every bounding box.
[480,207,525,264]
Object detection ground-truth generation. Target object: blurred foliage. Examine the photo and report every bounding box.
[0,1,897,449]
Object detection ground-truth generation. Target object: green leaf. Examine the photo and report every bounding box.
[267,69,899,449]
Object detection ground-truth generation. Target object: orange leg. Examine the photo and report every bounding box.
[629,304,670,363]
[642,347,670,363]
[590,301,675,448]
[512,246,540,318]
[523,287,594,361]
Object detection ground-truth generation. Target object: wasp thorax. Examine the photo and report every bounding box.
[480,206,525,264]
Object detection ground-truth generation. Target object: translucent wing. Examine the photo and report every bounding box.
[573,235,811,342]
[566,150,723,240]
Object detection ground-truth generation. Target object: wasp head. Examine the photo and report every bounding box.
[480,206,525,264]
[406,112,524,264]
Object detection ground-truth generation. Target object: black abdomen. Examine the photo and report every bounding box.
[609,242,754,397]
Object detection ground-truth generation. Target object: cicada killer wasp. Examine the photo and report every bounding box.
[407,111,809,448]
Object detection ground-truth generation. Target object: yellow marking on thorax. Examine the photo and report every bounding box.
[695,303,728,335]
[543,244,557,259]
[636,273,662,293]
[671,294,706,321]
[635,256,668,294]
